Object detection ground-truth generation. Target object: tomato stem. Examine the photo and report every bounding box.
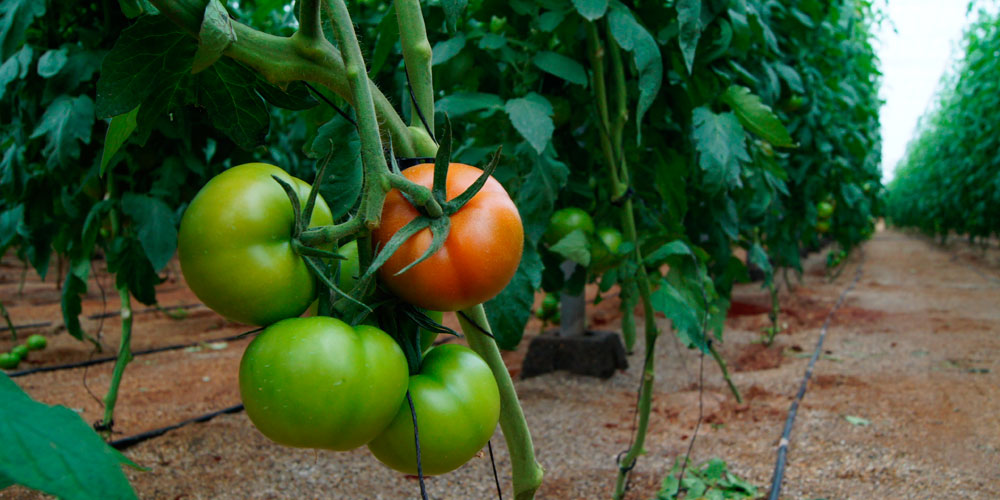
[298,217,364,247]
[458,305,544,500]
[1,300,17,341]
[100,282,134,435]
[387,174,443,218]
[395,0,434,134]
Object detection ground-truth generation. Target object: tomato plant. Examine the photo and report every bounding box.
[372,163,523,312]
[367,344,500,475]
[239,316,408,450]
[178,163,333,326]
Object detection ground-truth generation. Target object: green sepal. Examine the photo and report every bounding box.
[401,304,460,338]
[441,146,502,215]
[302,255,370,313]
[302,151,333,228]
[359,215,431,282]
[290,240,347,260]
[270,175,303,236]
[393,216,450,276]
[431,115,453,205]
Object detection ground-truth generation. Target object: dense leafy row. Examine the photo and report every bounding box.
[888,4,999,240]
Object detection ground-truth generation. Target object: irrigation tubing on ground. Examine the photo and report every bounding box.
[767,253,866,500]
[108,404,245,450]
[6,326,264,378]
[0,303,203,333]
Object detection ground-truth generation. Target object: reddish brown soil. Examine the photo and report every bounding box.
[3,228,1000,499]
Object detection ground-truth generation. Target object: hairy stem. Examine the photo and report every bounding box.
[150,0,416,156]
[396,0,435,133]
[296,0,323,42]
[458,305,544,500]
[388,174,443,217]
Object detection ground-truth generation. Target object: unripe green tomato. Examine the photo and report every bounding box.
[544,208,595,246]
[178,163,333,326]
[817,201,835,219]
[816,220,831,234]
[590,227,624,272]
[536,292,558,319]
[368,344,500,475]
[0,353,19,369]
[239,317,409,451]
[25,334,47,351]
[10,345,29,361]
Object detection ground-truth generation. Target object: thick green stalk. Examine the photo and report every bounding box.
[326,0,393,229]
[458,305,544,500]
[588,21,662,499]
[709,343,742,404]
[150,0,416,156]
[296,0,323,42]
[396,0,435,133]
[100,283,133,432]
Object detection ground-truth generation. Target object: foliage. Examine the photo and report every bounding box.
[888,2,999,241]
[652,458,760,500]
[0,373,140,499]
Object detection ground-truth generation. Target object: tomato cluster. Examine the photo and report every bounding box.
[178,162,513,475]
[0,335,47,370]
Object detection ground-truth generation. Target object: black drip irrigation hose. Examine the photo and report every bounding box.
[7,326,264,378]
[767,253,866,500]
[0,303,203,333]
[108,404,245,450]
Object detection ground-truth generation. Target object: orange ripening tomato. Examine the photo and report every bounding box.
[372,163,523,311]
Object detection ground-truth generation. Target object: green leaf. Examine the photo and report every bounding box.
[37,47,68,78]
[537,11,565,32]
[692,107,748,192]
[607,5,662,142]
[676,0,702,73]
[532,51,587,86]
[29,95,94,169]
[0,205,23,251]
[309,117,363,220]
[478,33,506,50]
[0,0,45,60]
[435,92,503,117]
[571,0,607,21]
[651,278,703,349]
[195,59,269,150]
[191,0,236,74]
[106,237,161,306]
[774,62,804,94]
[748,243,772,285]
[441,0,468,32]
[844,415,870,427]
[516,146,569,244]
[431,34,466,65]
[61,258,90,341]
[505,93,554,154]
[720,86,794,147]
[121,193,177,272]
[96,15,196,119]
[101,106,140,176]
[549,229,591,267]
[644,240,692,264]
[0,373,140,500]
[0,46,32,100]
[486,244,543,349]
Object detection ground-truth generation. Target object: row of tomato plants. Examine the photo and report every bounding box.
[888,2,999,241]
[0,0,882,498]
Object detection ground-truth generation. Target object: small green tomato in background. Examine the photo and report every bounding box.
[10,345,29,361]
[368,344,501,475]
[544,207,595,245]
[816,219,831,234]
[239,317,408,451]
[590,227,624,273]
[178,163,333,326]
[0,352,19,370]
[817,201,835,219]
[536,292,558,320]
[25,334,47,351]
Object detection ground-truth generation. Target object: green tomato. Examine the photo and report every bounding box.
[816,220,831,234]
[178,163,333,326]
[368,344,501,475]
[536,292,558,319]
[239,316,409,450]
[0,352,19,369]
[817,201,835,219]
[590,227,624,272]
[10,345,28,361]
[25,335,47,351]
[544,207,595,246]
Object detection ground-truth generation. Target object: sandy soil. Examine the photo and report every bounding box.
[2,227,998,499]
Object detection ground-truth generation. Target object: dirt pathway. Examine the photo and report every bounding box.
[2,228,998,499]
